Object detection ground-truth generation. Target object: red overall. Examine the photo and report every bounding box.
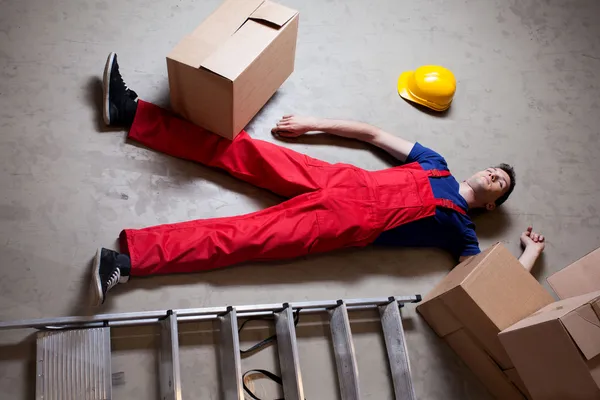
[121,100,467,276]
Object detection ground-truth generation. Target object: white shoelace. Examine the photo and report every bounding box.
[106,268,121,292]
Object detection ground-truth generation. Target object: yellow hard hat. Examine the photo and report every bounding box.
[397,65,456,111]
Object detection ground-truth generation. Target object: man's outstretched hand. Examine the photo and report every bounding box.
[520,226,546,254]
[519,226,546,273]
[271,115,321,137]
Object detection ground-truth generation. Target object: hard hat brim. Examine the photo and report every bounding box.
[397,71,452,112]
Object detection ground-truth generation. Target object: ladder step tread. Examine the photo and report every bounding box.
[219,308,244,400]
[36,327,111,400]
[379,302,416,400]
[159,312,182,400]
[274,306,304,400]
[330,302,361,400]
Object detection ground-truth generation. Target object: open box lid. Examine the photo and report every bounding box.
[249,1,297,26]
[168,0,297,80]
[548,247,600,299]
[503,291,600,360]
[561,300,600,360]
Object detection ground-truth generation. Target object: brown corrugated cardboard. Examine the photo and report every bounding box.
[416,297,462,336]
[504,368,531,399]
[499,291,600,400]
[418,243,554,368]
[167,0,299,139]
[547,247,600,299]
[445,329,525,400]
[417,243,554,399]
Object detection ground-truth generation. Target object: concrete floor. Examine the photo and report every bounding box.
[1,0,600,398]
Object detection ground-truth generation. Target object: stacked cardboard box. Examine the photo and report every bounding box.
[417,243,555,399]
[167,0,299,139]
[499,247,600,399]
[547,247,600,299]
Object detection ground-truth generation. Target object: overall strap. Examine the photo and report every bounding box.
[425,168,468,215]
[434,198,467,215]
[427,169,452,178]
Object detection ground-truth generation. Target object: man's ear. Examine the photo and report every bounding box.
[485,202,496,211]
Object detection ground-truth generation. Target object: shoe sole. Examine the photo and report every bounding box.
[91,247,104,306]
[102,52,116,126]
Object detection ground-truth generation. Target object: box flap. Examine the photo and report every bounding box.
[167,0,265,68]
[592,299,600,319]
[249,1,297,27]
[189,0,265,39]
[561,303,600,360]
[502,291,600,334]
[548,247,600,299]
[201,17,283,81]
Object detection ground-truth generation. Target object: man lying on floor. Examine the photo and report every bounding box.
[92,52,546,305]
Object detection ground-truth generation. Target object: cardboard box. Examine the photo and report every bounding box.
[547,247,600,299]
[417,243,554,398]
[167,0,299,139]
[499,291,600,400]
[504,368,531,399]
[445,329,525,400]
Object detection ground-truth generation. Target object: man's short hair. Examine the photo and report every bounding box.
[495,163,516,206]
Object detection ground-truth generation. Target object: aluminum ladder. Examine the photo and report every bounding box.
[0,295,421,400]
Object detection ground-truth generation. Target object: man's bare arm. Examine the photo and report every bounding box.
[272,116,415,162]
[458,227,546,272]
[518,226,545,273]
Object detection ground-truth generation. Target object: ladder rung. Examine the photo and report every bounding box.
[379,301,416,400]
[159,311,182,400]
[329,301,361,400]
[218,307,244,400]
[36,327,112,400]
[274,305,304,400]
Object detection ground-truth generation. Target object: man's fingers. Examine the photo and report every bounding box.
[539,235,545,242]
[278,131,298,137]
[527,226,533,233]
[272,128,296,137]
[524,230,531,237]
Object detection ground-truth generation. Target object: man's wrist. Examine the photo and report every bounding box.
[524,245,543,256]
[311,118,329,132]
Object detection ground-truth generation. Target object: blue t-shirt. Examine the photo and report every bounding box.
[373,143,481,258]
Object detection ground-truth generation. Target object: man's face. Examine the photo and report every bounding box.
[466,167,511,210]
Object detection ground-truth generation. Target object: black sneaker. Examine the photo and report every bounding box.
[102,52,138,126]
[91,247,131,306]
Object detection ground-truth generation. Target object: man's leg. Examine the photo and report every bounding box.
[92,189,379,305]
[103,52,344,198]
[129,101,333,197]
[92,190,376,304]
[120,192,324,276]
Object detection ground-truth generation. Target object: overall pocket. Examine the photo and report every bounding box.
[309,192,377,254]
